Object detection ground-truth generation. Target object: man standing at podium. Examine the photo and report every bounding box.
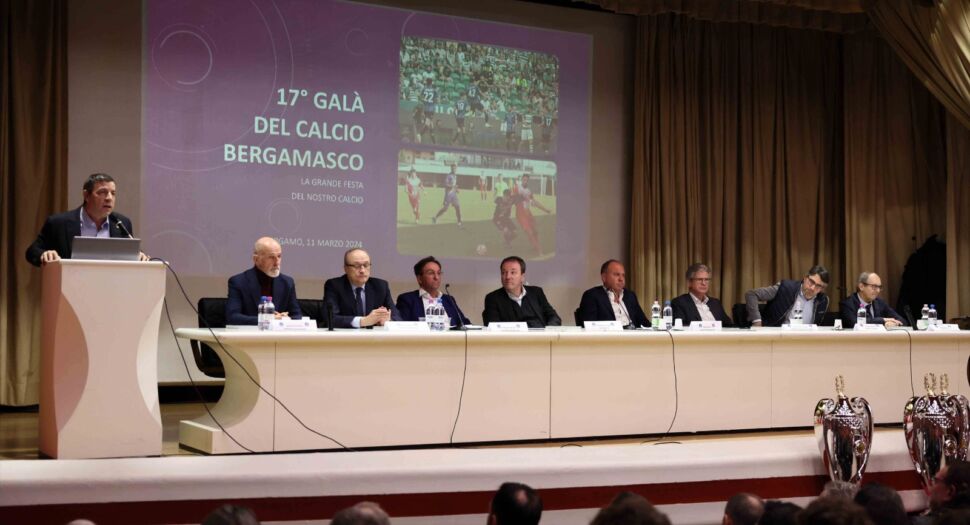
[226,237,302,325]
[324,248,402,328]
[25,173,148,266]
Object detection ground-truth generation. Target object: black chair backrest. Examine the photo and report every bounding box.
[297,299,328,328]
[732,303,749,328]
[192,297,228,378]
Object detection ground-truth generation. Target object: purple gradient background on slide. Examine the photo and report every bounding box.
[143,0,589,284]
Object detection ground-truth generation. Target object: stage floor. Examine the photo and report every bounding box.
[0,402,929,525]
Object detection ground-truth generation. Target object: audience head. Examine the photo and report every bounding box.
[252,237,282,278]
[935,508,970,525]
[331,501,391,525]
[589,492,671,525]
[797,496,871,525]
[801,265,830,300]
[820,481,857,500]
[500,256,527,295]
[931,460,970,510]
[853,483,907,525]
[413,256,442,294]
[343,248,372,287]
[855,272,884,304]
[200,504,260,525]
[600,260,626,294]
[488,482,542,525]
[722,493,763,525]
[81,172,117,221]
[686,263,712,299]
[759,501,802,525]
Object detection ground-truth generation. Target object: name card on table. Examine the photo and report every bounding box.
[384,321,432,332]
[854,323,887,332]
[929,323,962,332]
[688,320,722,331]
[269,318,317,331]
[584,320,624,331]
[486,322,529,332]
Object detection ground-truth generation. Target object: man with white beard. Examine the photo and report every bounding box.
[226,236,302,325]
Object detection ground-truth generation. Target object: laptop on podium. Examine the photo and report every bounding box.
[71,236,141,261]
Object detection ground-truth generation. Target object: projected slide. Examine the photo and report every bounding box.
[143,0,589,284]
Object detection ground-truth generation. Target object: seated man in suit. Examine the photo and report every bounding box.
[577,259,648,328]
[670,263,733,327]
[25,172,149,266]
[482,255,561,328]
[225,237,302,325]
[839,272,906,328]
[744,265,831,326]
[324,248,401,328]
[396,255,470,327]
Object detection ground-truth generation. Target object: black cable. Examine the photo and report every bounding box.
[903,327,915,397]
[642,330,680,445]
[153,258,352,451]
[161,295,254,453]
[449,332,469,444]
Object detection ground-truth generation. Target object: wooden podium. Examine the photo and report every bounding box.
[39,259,166,458]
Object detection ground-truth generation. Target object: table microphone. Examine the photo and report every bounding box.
[326,302,334,331]
[444,283,467,330]
[903,304,917,328]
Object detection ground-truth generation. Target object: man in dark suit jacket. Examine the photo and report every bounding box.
[670,263,734,327]
[25,173,147,266]
[324,248,402,328]
[744,265,831,326]
[839,271,906,328]
[396,256,470,327]
[577,259,649,328]
[482,256,561,328]
[226,237,302,325]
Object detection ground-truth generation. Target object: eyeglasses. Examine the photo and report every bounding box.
[691,278,712,283]
[345,262,372,270]
[805,277,827,290]
[863,282,883,291]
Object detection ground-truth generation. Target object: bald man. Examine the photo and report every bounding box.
[226,237,302,325]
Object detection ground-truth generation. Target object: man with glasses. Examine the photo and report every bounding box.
[744,265,831,327]
[839,272,906,328]
[395,255,470,327]
[323,248,401,328]
[670,263,733,326]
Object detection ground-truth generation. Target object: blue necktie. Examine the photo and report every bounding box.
[355,287,365,316]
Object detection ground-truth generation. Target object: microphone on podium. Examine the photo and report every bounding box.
[110,214,135,239]
[444,283,467,330]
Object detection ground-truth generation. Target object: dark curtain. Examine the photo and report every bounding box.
[628,13,959,315]
[630,14,846,307]
[0,0,68,405]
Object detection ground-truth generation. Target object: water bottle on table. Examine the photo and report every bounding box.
[651,300,661,329]
[662,301,673,329]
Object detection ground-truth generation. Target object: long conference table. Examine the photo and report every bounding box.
[174,327,970,454]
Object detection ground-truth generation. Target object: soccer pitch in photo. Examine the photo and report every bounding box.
[397,186,557,260]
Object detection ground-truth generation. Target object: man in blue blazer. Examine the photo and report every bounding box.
[226,237,302,325]
[839,272,906,328]
[577,259,649,328]
[25,173,148,266]
[324,248,402,328]
[670,263,733,327]
[396,256,471,328]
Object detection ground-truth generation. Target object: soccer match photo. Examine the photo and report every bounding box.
[396,149,557,261]
[399,37,560,156]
